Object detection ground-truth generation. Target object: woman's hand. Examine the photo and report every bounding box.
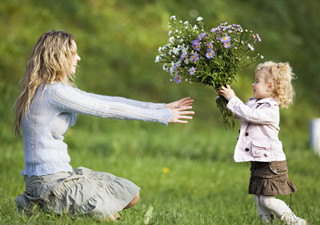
[165,97,194,123]
[218,85,235,101]
[164,97,194,109]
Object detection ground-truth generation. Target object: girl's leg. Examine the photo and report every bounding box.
[259,195,307,225]
[254,195,274,224]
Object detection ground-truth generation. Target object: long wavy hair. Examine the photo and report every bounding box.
[13,30,77,135]
[256,61,295,109]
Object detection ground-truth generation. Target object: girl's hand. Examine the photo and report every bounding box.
[218,85,235,101]
[165,97,194,109]
[168,106,194,123]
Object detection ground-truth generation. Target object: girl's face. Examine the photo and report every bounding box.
[69,40,81,75]
[251,70,273,100]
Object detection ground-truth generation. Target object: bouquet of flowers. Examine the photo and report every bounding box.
[155,16,263,128]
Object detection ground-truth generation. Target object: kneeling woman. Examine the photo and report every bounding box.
[14,30,194,221]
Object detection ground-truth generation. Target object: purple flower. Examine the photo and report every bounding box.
[190,52,199,62]
[174,75,181,84]
[180,52,187,61]
[247,43,254,51]
[173,63,180,73]
[207,42,213,50]
[256,33,261,42]
[189,67,196,75]
[191,40,201,51]
[222,25,232,31]
[206,50,215,59]
[198,33,206,40]
[211,27,220,33]
[220,36,231,43]
[224,42,231,48]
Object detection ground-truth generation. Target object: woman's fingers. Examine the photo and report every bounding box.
[177,97,194,107]
[168,106,194,123]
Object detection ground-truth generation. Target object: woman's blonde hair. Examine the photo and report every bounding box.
[256,61,295,109]
[13,30,77,135]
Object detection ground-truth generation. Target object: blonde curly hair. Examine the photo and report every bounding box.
[13,30,77,135]
[256,61,295,109]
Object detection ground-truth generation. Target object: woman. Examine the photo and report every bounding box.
[14,30,194,220]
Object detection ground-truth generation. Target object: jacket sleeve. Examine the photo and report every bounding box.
[47,84,172,125]
[226,96,278,125]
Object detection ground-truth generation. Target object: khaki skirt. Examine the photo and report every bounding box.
[15,167,140,218]
[249,161,296,196]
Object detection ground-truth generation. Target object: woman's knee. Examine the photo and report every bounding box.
[125,192,140,209]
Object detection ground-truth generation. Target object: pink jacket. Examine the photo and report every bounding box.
[226,96,286,162]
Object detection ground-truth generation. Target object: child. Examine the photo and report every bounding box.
[218,61,307,225]
[14,30,194,221]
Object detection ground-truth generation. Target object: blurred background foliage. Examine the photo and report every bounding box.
[0,0,319,143]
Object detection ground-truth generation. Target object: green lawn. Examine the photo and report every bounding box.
[0,119,319,224]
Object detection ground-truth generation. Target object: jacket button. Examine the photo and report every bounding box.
[245,132,249,136]
[245,148,249,152]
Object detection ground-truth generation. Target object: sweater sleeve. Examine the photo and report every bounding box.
[47,84,172,125]
[226,96,278,125]
[79,90,166,109]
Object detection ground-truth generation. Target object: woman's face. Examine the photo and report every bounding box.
[69,40,81,75]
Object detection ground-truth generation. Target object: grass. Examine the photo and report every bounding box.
[0,118,319,224]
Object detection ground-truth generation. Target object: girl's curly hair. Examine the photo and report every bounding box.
[256,61,295,109]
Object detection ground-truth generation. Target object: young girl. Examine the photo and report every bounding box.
[14,30,194,221]
[218,61,307,225]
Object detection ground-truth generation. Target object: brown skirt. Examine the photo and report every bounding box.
[249,161,297,196]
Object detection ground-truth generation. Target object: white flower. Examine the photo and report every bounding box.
[184,21,189,25]
[170,66,175,75]
[169,36,175,43]
[168,31,172,36]
[170,15,176,20]
[172,47,180,55]
[155,55,161,63]
[193,25,198,30]
[158,47,162,53]
[163,64,169,72]
[196,17,203,22]
[261,55,264,59]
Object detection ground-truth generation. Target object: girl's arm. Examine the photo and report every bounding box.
[226,96,278,124]
[218,85,278,124]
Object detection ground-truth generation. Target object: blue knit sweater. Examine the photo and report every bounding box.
[21,83,172,177]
